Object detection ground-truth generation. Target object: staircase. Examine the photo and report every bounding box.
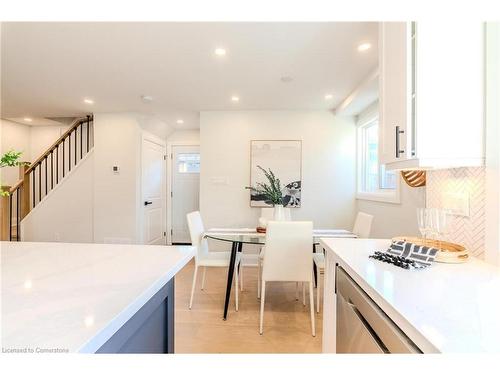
[1,115,94,241]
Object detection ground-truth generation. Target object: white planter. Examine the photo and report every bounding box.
[273,204,286,221]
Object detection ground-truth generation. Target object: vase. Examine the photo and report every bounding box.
[273,204,286,221]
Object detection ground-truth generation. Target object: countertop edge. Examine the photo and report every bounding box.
[76,248,195,353]
[319,238,440,354]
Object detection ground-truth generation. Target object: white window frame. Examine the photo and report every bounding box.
[356,111,401,204]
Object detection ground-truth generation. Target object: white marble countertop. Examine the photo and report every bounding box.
[1,241,195,353]
[320,238,500,353]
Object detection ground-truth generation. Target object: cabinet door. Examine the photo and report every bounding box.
[379,22,412,165]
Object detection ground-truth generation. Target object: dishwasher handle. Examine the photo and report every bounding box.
[346,300,390,354]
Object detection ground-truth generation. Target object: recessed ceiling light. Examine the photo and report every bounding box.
[176,119,184,124]
[357,43,372,52]
[84,316,95,327]
[231,96,240,102]
[83,98,94,104]
[141,95,153,103]
[214,48,227,56]
[23,117,33,122]
[324,94,333,100]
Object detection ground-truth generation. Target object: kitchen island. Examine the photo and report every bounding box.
[1,241,195,353]
[320,238,500,353]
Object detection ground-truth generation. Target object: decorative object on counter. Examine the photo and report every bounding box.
[369,251,429,270]
[401,170,426,187]
[392,236,469,263]
[256,226,266,233]
[369,240,439,270]
[416,207,454,246]
[416,207,431,243]
[248,140,302,207]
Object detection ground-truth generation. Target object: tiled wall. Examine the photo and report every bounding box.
[426,167,486,258]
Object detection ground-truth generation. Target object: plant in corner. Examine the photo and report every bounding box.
[0,150,28,196]
[246,165,284,206]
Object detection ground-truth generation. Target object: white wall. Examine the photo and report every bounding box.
[137,115,174,140]
[167,130,200,144]
[357,184,424,238]
[29,125,69,160]
[92,113,143,244]
[199,111,357,231]
[21,152,94,242]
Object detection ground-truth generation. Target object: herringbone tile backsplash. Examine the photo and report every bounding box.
[426,167,486,259]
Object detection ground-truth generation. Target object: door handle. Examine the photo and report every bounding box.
[144,201,153,206]
[395,126,405,158]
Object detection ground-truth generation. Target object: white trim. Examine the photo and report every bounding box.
[356,111,401,204]
[166,140,200,245]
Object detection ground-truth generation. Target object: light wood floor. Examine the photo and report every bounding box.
[175,259,323,353]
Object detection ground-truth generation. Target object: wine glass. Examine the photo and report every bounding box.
[416,208,430,244]
[435,209,453,247]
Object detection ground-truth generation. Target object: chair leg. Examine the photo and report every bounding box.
[295,282,299,301]
[316,273,320,313]
[201,266,206,290]
[309,281,316,337]
[240,262,244,291]
[303,282,306,306]
[259,281,266,335]
[257,258,261,299]
[189,265,198,309]
[235,264,239,312]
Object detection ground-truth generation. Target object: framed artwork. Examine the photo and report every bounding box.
[249,140,302,207]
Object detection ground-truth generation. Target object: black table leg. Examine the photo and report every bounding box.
[312,244,318,288]
[223,241,238,320]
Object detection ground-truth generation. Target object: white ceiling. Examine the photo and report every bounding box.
[1,22,378,129]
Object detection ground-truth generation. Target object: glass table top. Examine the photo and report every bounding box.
[204,229,356,245]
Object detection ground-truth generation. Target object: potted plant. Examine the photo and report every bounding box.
[246,166,286,221]
[1,151,27,196]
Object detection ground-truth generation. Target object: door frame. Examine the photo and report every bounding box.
[166,141,200,245]
[141,131,167,245]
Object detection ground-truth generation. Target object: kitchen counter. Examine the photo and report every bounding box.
[320,238,500,353]
[1,241,195,353]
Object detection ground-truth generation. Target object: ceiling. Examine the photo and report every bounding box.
[1,22,378,130]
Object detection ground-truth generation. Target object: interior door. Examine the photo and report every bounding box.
[142,136,166,245]
[171,145,200,244]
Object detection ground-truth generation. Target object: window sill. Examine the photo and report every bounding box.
[356,190,400,204]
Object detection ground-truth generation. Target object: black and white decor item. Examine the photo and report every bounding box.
[249,140,302,208]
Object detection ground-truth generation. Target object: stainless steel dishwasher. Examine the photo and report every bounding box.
[336,266,421,353]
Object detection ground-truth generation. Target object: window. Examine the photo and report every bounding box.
[357,116,400,203]
[177,153,200,173]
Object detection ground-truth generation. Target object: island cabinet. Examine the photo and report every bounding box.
[96,279,175,354]
[379,21,485,170]
[1,242,194,354]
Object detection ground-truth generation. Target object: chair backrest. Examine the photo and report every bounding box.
[352,212,374,238]
[261,207,292,221]
[186,211,209,259]
[262,221,313,282]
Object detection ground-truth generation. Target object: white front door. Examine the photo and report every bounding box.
[171,145,200,244]
[142,135,166,245]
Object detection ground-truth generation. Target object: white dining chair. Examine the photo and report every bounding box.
[313,212,374,313]
[259,221,315,336]
[187,211,241,311]
[256,206,292,298]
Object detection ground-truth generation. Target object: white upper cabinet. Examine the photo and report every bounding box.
[379,21,485,170]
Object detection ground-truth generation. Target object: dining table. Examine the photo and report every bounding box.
[203,228,358,320]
